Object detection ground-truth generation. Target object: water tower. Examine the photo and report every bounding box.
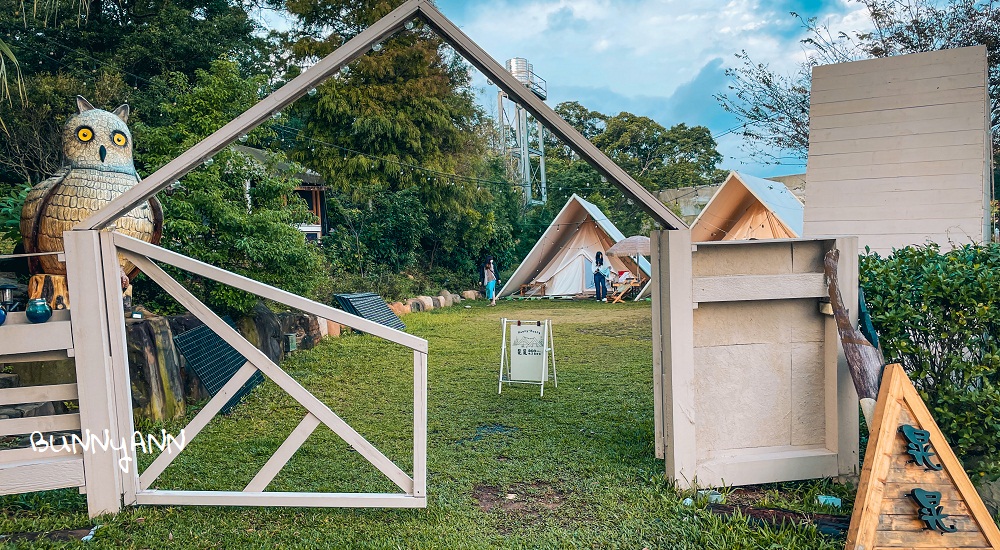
[498,58,547,205]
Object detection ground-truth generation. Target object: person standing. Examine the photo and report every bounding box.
[482,256,499,306]
[594,251,609,302]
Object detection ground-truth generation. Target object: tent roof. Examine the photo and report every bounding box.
[691,171,804,241]
[498,194,651,297]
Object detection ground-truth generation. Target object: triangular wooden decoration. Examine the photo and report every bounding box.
[846,363,1000,549]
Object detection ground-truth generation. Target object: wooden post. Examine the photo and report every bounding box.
[653,229,696,483]
[63,230,126,517]
[651,233,664,460]
[413,350,427,498]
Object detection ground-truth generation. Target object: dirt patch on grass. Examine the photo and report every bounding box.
[725,486,770,507]
[473,481,565,515]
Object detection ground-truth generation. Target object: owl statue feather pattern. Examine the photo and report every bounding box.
[21,96,162,280]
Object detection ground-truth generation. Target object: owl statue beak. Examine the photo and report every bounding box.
[99,145,107,162]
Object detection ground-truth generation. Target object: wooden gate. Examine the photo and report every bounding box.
[60,230,427,516]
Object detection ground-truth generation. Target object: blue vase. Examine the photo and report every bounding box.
[0,306,6,326]
[25,298,52,324]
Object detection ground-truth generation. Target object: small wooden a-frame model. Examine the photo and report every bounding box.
[846,363,1000,549]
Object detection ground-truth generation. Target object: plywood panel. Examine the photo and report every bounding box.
[805,46,990,253]
[808,144,985,170]
[810,117,984,144]
[810,102,983,131]
[694,343,792,456]
[811,72,985,104]
[791,342,827,446]
[809,130,985,156]
[809,159,985,182]
[811,87,985,117]
[692,242,791,276]
[807,202,985,222]
[693,300,824,348]
[813,46,984,79]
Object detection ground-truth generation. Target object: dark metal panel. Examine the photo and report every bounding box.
[334,292,405,331]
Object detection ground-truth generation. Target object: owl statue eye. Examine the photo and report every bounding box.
[112,131,128,147]
[76,127,94,142]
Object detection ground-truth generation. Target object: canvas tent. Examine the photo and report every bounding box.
[690,171,804,242]
[499,194,651,298]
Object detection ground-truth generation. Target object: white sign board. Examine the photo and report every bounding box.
[498,319,557,396]
[510,324,546,382]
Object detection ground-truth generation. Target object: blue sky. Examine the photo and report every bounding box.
[432,0,872,177]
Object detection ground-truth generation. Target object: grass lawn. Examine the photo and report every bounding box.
[2,300,855,549]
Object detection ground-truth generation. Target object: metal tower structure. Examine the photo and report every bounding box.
[498,58,547,205]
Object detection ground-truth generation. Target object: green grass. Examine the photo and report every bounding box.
[2,300,851,548]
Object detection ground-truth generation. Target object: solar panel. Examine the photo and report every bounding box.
[334,292,405,331]
[173,318,264,414]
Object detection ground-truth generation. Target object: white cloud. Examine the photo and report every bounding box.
[454,0,868,98]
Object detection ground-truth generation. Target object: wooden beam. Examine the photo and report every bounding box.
[656,230,697,484]
[0,456,85,495]
[0,383,78,406]
[114,234,427,353]
[135,490,425,508]
[413,351,427,498]
[0,444,81,464]
[0,413,81,437]
[0,311,73,356]
[692,273,827,304]
[99,230,139,505]
[139,362,257,489]
[244,413,320,493]
[76,0,424,231]
[78,0,685,231]
[64,230,126,518]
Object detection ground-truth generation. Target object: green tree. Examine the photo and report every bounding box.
[0,0,264,188]
[277,0,512,283]
[594,115,724,190]
[0,37,23,128]
[718,0,1000,164]
[135,59,324,314]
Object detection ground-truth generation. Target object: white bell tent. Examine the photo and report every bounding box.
[690,171,804,242]
[498,194,651,298]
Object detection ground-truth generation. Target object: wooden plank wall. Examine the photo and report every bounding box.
[804,46,992,253]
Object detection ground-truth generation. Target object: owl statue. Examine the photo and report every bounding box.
[21,96,162,282]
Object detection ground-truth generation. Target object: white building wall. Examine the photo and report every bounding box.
[804,46,992,253]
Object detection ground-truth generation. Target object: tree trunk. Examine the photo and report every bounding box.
[27,274,70,310]
[825,248,884,426]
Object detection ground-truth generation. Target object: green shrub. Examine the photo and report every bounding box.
[860,243,1000,468]
[0,183,29,245]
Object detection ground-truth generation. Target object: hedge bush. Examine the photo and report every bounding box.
[860,243,1000,470]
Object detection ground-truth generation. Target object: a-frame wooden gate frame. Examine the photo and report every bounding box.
[62,0,684,517]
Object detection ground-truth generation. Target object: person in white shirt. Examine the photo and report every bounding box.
[594,251,610,302]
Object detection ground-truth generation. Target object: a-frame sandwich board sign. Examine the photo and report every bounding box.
[846,363,1000,549]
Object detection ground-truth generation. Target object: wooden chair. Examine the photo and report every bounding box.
[609,278,641,304]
